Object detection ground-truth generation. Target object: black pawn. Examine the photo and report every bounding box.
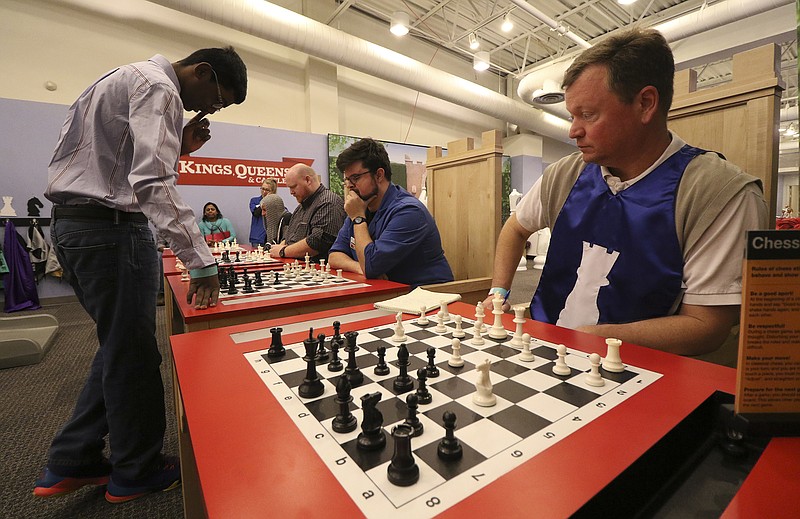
[242,273,255,293]
[222,250,230,263]
[374,346,390,376]
[332,377,357,433]
[316,333,329,363]
[227,272,239,295]
[273,271,280,285]
[357,392,386,451]
[234,250,241,262]
[332,321,342,344]
[425,347,440,378]
[344,330,359,353]
[254,271,264,287]
[403,393,423,437]
[228,266,238,286]
[298,329,324,399]
[345,341,364,387]
[267,327,285,358]
[437,411,463,461]
[393,344,414,394]
[327,338,343,372]
[387,424,419,486]
[415,368,432,405]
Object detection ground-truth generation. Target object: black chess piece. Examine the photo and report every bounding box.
[393,344,414,394]
[332,321,342,344]
[242,273,255,293]
[316,333,329,363]
[425,347,440,378]
[273,271,280,285]
[437,411,463,461]
[228,266,238,286]
[254,271,263,287]
[357,392,386,451]
[267,327,285,358]
[332,377,357,433]
[235,250,241,262]
[403,393,423,437]
[344,340,364,387]
[227,273,239,295]
[222,250,230,263]
[374,345,390,376]
[387,424,419,486]
[327,338,343,372]
[298,329,324,399]
[344,330,359,353]
[218,268,229,291]
[27,196,43,217]
[415,368,432,405]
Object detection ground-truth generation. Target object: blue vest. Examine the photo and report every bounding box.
[531,145,705,327]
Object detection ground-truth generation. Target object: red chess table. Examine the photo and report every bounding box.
[164,261,408,335]
[169,302,800,518]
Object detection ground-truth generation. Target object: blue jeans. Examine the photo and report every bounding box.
[47,218,165,481]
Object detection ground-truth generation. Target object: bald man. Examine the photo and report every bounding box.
[270,163,345,261]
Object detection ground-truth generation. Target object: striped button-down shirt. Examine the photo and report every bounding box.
[45,55,213,270]
[284,185,346,260]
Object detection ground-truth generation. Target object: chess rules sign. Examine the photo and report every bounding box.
[735,230,800,415]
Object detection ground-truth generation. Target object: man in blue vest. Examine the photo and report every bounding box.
[487,28,767,356]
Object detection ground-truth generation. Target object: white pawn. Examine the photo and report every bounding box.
[585,353,605,387]
[322,269,331,285]
[452,315,465,338]
[519,333,535,362]
[448,338,464,368]
[552,344,571,376]
[472,359,496,407]
[509,306,525,348]
[471,325,485,346]
[417,306,429,326]
[488,294,508,340]
[602,338,624,373]
[390,312,407,342]
[180,269,190,282]
[434,311,447,333]
[336,268,343,279]
[439,300,451,322]
[475,301,487,333]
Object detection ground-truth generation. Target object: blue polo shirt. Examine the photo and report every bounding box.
[330,183,453,287]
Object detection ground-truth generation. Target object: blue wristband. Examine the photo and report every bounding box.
[488,287,510,304]
[189,264,219,278]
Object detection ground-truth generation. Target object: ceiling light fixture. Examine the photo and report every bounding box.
[473,51,490,72]
[390,11,410,36]
[469,33,479,50]
[617,0,638,5]
[501,14,513,33]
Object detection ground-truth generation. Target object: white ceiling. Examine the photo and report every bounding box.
[295,0,797,152]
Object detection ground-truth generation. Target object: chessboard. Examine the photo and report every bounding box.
[243,312,662,519]
[216,267,364,302]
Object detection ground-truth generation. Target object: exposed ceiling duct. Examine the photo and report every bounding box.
[145,0,572,143]
[517,0,793,110]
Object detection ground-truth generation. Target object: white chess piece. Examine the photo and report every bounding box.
[390,312,407,342]
[474,302,486,334]
[519,333,535,362]
[180,270,190,282]
[602,338,624,372]
[417,306,429,326]
[336,269,343,279]
[439,300,451,322]
[553,344,571,375]
[488,294,508,340]
[448,338,464,368]
[472,359,496,407]
[471,325,485,346]
[585,353,605,387]
[509,306,525,347]
[452,315,465,338]
[434,311,447,333]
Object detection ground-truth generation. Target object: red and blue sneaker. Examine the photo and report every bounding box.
[33,467,110,497]
[105,456,181,504]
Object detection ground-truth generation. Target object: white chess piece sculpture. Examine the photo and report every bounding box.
[488,294,508,340]
[417,306,429,326]
[452,315,465,338]
[434,311,447,333]
[602,338,624,372]
[553,344,571,375]
[448,338,464,368]
[509,306,525,347]
[519,333,535,362]
[585,353,605,387]
[472,359,496,407]
[390,312,407,343]
[557,242,620,329]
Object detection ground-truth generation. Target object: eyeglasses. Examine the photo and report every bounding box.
[209,67,225,111]
[344,170,371,186]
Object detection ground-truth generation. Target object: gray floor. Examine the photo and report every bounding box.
[0,301,183,519]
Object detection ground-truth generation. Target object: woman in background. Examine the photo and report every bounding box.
[199,202,236,244]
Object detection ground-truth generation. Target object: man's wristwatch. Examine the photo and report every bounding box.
[279,246,287,258]
[352,216,367,225]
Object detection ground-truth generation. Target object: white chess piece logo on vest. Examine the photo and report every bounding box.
[557,241,620,329]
